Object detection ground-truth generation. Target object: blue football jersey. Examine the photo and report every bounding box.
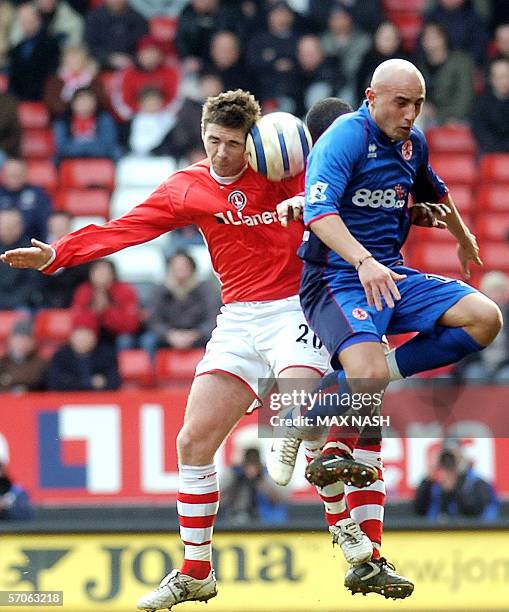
[299,101,448,270]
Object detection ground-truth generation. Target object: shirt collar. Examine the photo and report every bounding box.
[209,163,248,185]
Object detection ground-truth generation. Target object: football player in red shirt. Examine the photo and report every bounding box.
[2,90,376,610]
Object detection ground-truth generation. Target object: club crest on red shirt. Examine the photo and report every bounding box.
[228,190,247,211]
[352,307,368,320]
[402,139,413,161]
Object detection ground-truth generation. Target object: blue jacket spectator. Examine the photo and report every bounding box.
[84,0,148,70]
[0,159,51,242]
[47,312,120,391]
[0,463,34,521]
[414,443,499,522]
[425,0,489,66]
[53,87,122,164]
[0,209,41,310]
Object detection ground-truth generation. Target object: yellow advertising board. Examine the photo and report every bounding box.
[0,531,508,611]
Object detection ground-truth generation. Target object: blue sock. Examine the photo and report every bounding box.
[394,326,483,378]
[289,370,351,423]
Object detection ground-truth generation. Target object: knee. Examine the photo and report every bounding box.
[472,300,503,345]
[344,361,390,388]
[177,426,214,464]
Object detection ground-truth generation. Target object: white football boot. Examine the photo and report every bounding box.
[266,433,302,486]
[330,518,373,567]
[136,569,217,611]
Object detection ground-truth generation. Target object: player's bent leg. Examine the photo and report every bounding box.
[305,343,388,489]
[438,292,503,346]
[137,373,254,612]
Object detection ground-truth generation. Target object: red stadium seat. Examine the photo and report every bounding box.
[59,159,115,190]
[409,243,463,277]
[446,184,474,213]
[155,348,205,383]
[26,160,58,193]
[18,101,49,129]
[479,154,509,183]
[429,154,477,186]
[21,129,54,159]
[119,349,154,387]
[149,16,178,55]
[55,189,110,217]
[389,13,422,51]
[426,125,477,155]
[478,241,509,272]
[477,184,509,212]
[0,311,25,346]
[476,213,509,241]
[383,0,425,10]
[34,309,73,345]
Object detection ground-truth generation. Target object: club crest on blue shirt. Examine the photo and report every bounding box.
[228,190,247,211]
[352,308,368,320]
[402,140,413,161]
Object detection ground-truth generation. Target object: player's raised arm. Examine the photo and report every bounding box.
[1,181,192,273]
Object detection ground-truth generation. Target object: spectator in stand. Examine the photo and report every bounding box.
[320,3,371,107]
[8,3,60,101]
[0,321,47,392]
[356,21,411,103]
[0,209,41,310]
[0,461,34,521]
[10,0,83,48]
[153,71,223,164]
[47,311,120,391]
[414,440,499,522]
[294,34,340,117]
[454,271,509,381]
[141,251,220,357]
[72,259,142,350]
[309,0,382,34]
[0,159,51,242]
[417,22,475,127]
[491,1,509,30]
[246,1,299,110]
[491,23,509,63]
[129,0,187,19]
[84,0,148,71]
[473,59,509,153]
[0,93,21,165]
[41,211,90,308]
[111,35,180,122]
[205,30,253,93]
[53,87,122,164]
[220,447,288,525]
[127,87,178,156]
[0,1,14,70]
[175,0,240,71]
[44,45,106,119]
[425,0,489,66]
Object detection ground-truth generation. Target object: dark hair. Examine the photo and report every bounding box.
[169,250,197,272]
[201,89,261,133]
[305,97,353,143]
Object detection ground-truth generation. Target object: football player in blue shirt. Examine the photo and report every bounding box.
[277,59,502,598]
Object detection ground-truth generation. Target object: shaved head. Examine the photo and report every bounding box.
[371,58,425,93]
[366,58,426,141]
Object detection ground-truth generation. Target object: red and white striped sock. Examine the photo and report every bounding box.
[321,424,359,457]
[303,440,349,526]
[345,442,385,560]
[177,463,219,579]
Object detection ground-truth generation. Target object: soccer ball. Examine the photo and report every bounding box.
[246,112,313,182]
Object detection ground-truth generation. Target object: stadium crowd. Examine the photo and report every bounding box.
[1,0,509,390]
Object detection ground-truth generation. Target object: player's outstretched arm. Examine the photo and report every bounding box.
[309,214,406,311]
[1,239,53,270]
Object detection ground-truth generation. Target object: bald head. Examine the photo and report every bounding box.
[366,59,426,141]
[371,59,425,93]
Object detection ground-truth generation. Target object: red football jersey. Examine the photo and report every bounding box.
[44,160,305,303]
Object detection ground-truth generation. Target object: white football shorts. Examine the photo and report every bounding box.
[195,295,330,399]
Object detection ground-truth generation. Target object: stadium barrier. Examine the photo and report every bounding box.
[1,387,509,504]
[1,531,508,610]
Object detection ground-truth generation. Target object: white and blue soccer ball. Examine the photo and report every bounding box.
[246,112,313,182]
